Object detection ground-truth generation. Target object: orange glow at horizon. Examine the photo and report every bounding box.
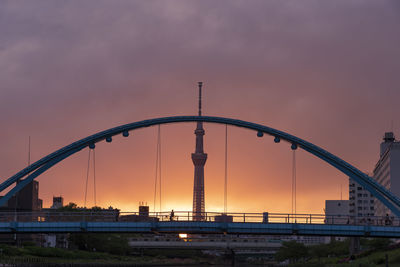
[32,123,349,215]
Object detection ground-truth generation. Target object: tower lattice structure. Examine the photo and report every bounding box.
[192,82,207,221]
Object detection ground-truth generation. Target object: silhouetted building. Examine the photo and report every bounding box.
[0,180,43,246]
[139,202,149,216]
[7,181,42,211]
[50,196,64,209]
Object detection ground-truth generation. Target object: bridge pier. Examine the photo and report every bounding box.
[349,237,360,255]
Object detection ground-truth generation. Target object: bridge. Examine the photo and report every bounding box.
[1,115,400,236]
[0,211,399,237]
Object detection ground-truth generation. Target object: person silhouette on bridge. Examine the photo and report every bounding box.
[170,209,175,221]
[385,214,392,225]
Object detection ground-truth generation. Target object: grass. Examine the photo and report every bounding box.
[303,246,400,266]
[0,245,215,265]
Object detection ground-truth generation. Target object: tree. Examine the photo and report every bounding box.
[69,233,130,255]
[275,241,309,263]
[58,202,78,211]
[365,238,392,251]
[309,243,330,262]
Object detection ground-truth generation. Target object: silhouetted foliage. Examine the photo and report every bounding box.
[275,241,309,263]
[309,243,330,261]
[57,202,78,211]
[69,233,130,255]
[364,238,392,251]
[308,239,349,259]
[57,203,112,212]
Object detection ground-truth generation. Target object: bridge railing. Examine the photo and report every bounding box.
[0,210,398,226]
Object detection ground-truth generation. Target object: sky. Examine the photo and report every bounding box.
[0,1,399,214]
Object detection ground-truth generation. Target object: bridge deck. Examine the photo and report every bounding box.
[1,221,399,237]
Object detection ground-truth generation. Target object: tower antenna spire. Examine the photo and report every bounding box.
[198,82,203,116]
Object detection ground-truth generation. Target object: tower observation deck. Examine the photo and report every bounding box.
[192,82,207,221]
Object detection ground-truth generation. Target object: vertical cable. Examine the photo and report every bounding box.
[153,125,162,212]
[93,149,97,207]
[340,184,342,200]
[84,149,91,208]
[291,150,294,216]
[224,124,228,214]
[153,127,160,213]
[292,150,297,216]
[291,150,295,215]
[158,125,162,212]
[28,136,31,166]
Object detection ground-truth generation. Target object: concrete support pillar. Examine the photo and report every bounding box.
[349,237,360,255]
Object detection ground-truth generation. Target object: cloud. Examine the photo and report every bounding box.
[0,0,399,213]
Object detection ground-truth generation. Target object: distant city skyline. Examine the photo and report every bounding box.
[1,1,399,213]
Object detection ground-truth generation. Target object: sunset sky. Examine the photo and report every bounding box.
[1,1,400,214]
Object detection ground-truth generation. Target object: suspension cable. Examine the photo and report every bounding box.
[153,127,159,213]
[158,125,162,212]
[292,150,297,216]
[84,149,91,208]
[153,125,162,212]
[224,124,228,214]
[93,148,97,207]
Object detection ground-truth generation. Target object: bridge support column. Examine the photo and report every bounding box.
[349,237,360,255]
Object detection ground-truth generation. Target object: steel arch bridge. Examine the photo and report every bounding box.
[1,116,399,216]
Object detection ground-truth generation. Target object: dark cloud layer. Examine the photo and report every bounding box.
[1,1,399,212]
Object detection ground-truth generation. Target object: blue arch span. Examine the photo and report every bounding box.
[1,116,399,216]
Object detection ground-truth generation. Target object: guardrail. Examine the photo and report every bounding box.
[0,210,397,226]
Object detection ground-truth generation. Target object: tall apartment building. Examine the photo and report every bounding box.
[373,132,400,217]
[349,179,375,222]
